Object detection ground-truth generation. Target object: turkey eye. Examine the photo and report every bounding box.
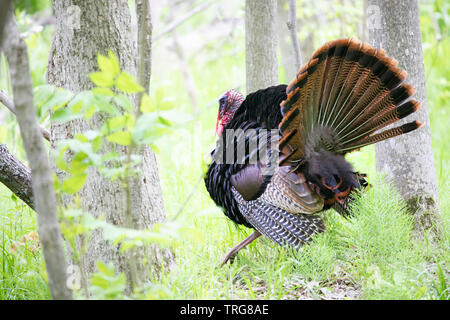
[219,97,228,109]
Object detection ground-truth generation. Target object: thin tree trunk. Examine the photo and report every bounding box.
[2,10,71,300]
[169,0,198,113]
[276,0,295,82]
[368,0,441,237]
[46,0,171,289]
[136,0,152,107]
[0,0,12,45]
[286,0,302,71]
[245,0,279,94]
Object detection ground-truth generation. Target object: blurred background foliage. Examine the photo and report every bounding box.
[0,0,448,299]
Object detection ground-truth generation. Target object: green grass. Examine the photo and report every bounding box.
[0,3,448,300]
[0,185,50,299]
[149,175,448,300]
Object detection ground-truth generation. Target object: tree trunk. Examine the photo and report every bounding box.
[2,10,71,299]
[245,0,279,94]
[46,0,171,289]
[0,0,12,45]
[368,0,441,237]
[286,0,302,72]
[276,0,296,82]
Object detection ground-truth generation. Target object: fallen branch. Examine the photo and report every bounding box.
[0,89,50,141]
[0,144,34,210]
[286,0,302,71]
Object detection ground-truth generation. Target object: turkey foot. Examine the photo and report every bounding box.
[220,231,261,267]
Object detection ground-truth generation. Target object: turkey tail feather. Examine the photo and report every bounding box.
[279,38,420,162]
[278,38,420,206]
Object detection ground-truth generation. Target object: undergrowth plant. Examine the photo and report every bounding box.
[31,51,192,299]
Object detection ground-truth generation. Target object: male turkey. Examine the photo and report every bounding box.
[205,39,421,266]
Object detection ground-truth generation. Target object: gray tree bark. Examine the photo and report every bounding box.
[46,0,171,289]
[368,0,441,236]
[245,0,279,94]
[2,10,71,300]
[136,0,152,107]
[0,0,12,45]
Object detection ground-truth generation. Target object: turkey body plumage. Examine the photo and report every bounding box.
[205,85,327,247]
[205,39,422,262]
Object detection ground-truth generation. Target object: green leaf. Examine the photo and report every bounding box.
[115,72,144,94]
[34,85,56,109]
[157,115,172,127]
[132,113,172,145]
[84,105,96,121]
[55,146,69,172]
[139,94,154,114]
[69,91,94,111]
[97,53,120,77]
[53,173,61,192]
[96,261,114,277]
[71,101,84,114]
[107,116,127,131]
[70,152,90,175]
[57,139,102,166]
[91,87,115,96]
[114,94,133,113]
[74,134,89,143]
[89,71,115,88]
[108,50,121,75]
[51,107,82,123]
[106,131,131,146]
[41,88,74,113]
[125,114,135,131]
[92,136,103,152]
[62,173,87,194]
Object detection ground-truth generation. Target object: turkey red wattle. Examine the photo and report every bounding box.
[215,89,245,135]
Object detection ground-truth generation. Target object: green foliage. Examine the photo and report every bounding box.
[89,262,126,300]
[15,0,51,14]
[0,185,50,299]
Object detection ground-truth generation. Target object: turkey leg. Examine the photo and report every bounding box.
[220,231,261,267]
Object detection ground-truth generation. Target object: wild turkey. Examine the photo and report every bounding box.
[205,39,421,266]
